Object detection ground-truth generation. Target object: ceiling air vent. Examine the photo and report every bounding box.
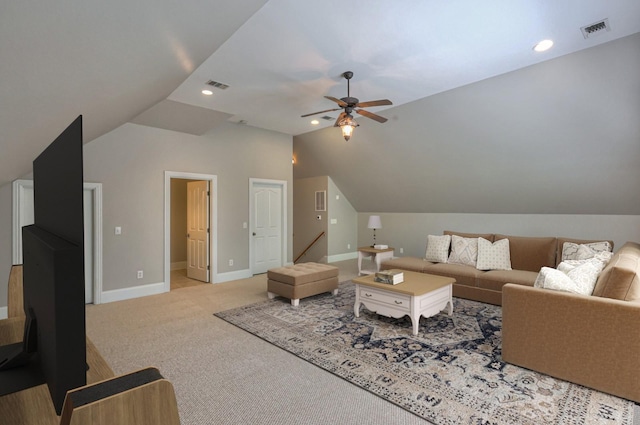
[205,80,229,90]
[321,116,334,121]
[581,18,610,39]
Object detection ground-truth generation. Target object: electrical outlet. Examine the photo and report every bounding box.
[137,270,143,279]
[347,243,351,250]
[228,259,234,266]
[115,226,122,235]
[400,248,404,254]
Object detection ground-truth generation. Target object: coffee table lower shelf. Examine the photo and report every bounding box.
[353,271,454,336]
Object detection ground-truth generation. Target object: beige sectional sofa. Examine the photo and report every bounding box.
[502,241,640,403]
[380,230,612,305]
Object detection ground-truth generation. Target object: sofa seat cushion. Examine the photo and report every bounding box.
[477,270,538,292]
[593,242,640,302]
[380,257,433,273]
[495,234,556,272]
[425,263,483,287]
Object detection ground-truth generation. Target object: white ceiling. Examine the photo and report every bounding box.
[169,0,640,136]
[2,0,640,187]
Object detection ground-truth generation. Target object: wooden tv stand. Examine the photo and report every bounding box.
[0,266,181,425]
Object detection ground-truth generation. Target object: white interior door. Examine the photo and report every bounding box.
[186,180,209,282]
[251,183,283,274]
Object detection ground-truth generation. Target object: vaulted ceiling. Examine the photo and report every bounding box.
[2,0,640,191]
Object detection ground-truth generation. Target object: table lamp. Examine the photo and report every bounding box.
[367,215,382,247]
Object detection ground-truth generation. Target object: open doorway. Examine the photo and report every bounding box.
[164,172,218,292]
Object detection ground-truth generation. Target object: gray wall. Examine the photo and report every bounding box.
[327,177,357,257]
[293,176,328,262]
[0,120,292,308]
[293,176,357,263]
[293,33,640,216]
[356,213,640,258]
[82,122,292,291]
[0,183,12,309]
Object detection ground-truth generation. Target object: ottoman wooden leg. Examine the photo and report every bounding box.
[332,289,338,296]
[291,298,300,307]
[267,292,276,300]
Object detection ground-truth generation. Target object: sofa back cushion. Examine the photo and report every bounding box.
[443,230,494,242]
[494,234,557,272]
[556,237,614,267]
[592,242,640,302]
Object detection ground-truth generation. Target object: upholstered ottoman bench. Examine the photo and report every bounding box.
[267,262,339,306]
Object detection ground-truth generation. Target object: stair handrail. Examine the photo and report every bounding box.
[294,231,326,264]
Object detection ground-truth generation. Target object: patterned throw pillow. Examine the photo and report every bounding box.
[425,234,451,263]
[447,235,478,266]
[535,254,611,295]
[476,237,512,271]
[562,241,611,262]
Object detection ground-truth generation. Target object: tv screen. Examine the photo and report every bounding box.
[0,115,86,415]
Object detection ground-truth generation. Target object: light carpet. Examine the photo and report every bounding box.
[216,281,636,425]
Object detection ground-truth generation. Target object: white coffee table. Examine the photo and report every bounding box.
[353,270,455,335]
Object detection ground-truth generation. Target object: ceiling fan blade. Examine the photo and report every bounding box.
[333,112,347,127]
[356,99,393,108]
[325,96,348,107]
[301,108,341,118]
[356,109,388,123]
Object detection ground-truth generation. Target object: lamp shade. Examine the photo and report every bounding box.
[338,114,358,141]
[367,215,382,229]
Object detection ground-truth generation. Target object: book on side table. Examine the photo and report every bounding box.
[374,269,404,285]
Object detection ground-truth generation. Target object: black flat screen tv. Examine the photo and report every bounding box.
[0,115,86,415]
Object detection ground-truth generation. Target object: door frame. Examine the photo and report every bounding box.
[12,179,103,304]
[249,178,288,274]
[164,171,217,291]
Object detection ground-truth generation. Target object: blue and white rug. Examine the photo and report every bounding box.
[215,281,635,424]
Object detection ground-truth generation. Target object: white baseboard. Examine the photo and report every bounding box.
[0,306,7,320]
[215,269,253,283]
[100,282,166,304]
[327,252,358,263]
[171,261,187,271]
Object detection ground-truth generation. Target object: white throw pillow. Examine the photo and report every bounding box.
[536,253,612,296]
[425,234,451,263]
[447,235,478,267]
[476,238,512,271]
[561,241,611,262]
[534,267,575,291]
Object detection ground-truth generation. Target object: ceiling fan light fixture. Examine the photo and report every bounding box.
[338,114,358,141]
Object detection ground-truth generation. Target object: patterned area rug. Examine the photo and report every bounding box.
[215,281,635,425]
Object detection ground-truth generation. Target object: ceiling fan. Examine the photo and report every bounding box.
[301,71,393,141]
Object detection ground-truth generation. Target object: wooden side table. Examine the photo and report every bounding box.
[357,246,394,275]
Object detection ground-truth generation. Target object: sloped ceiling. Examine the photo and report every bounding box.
[0,0,267,186]
[293,33,640,215]
[2,0,640,202]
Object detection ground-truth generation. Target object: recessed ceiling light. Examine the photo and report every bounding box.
[533,39,554,52]
[311,119,319,125]
[202,89,213,95]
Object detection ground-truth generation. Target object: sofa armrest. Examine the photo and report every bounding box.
[502,283,640,403]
